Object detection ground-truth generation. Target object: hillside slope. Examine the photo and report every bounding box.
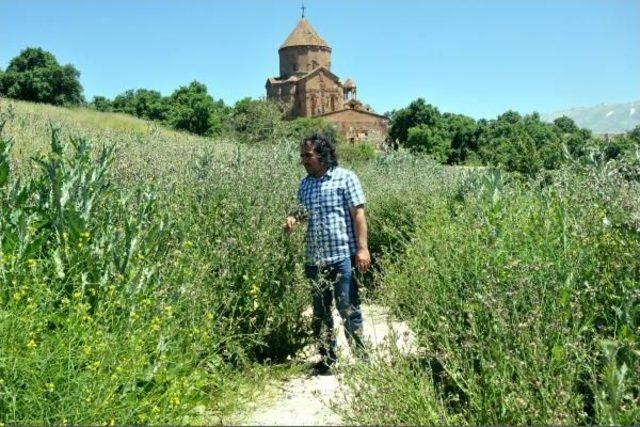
[0,96,234,184]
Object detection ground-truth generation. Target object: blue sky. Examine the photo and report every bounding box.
[1,0,638,119]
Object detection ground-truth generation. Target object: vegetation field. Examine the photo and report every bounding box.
[0,97,638,425]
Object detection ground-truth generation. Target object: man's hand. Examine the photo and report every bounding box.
[283,215,297,232]
[355,248,371,273]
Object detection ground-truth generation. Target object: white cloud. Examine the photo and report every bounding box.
[606,111,614,117]
[630,107,636,116]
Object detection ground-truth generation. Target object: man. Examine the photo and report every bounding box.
[284,132,371,374]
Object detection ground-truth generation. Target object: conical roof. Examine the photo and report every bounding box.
[280,18,330,49]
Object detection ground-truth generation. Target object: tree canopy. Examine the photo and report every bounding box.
[230,98,289,143]
[389,98,441,144]
[111,89,168,121]
[164,81,227,136]
[388,98,608,175]
[0,47,84,105]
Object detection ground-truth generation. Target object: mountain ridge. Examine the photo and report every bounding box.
[541,100,640,134]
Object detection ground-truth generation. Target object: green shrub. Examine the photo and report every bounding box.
[0,117,310,424]
[288,116,341,144]
[230,98,288,144]
[338,141,377,163]
[343,164,640,425]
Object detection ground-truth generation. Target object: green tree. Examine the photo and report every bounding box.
[91,96,112,112]
[629,125,640,144]
[443,113,478,164]
[498,110,522,125]
[111,90,136,115]
[112,89,168,121]
[478,111,544,175]
[289,116,341,143]
[389,98,441,144]
[552,115,593,158]
[165,81,224,136]
[553,115,579,134]
[231,98,287,143]
[0,47,84,105]
[406,124,450,162]
[604,134,638,160]
[524,112,563,169]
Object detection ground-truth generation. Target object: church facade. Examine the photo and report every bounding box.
[266,18,388,145]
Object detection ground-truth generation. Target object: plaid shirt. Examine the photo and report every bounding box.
[298,166,366,265]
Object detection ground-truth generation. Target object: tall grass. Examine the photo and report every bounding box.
[2,97,637,424]
[0,100,312,424]
[0,99,467,424]
[341,160,640,424]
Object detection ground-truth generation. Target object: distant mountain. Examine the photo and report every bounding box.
[541,100,640,134]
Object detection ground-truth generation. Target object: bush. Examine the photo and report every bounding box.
[91,96,112,112]
[230,98,288,143]
[338,141,377,163]
[288,116,341,143]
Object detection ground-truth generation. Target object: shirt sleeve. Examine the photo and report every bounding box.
[294,180,308,220]
[345,171,366,208]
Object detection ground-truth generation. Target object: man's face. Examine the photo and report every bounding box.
[300,142,325,177]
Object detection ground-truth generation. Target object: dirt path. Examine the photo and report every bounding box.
[237,304,416,426]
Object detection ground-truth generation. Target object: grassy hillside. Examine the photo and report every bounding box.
[0,97,305,423]
[1,98,638,425]
[1,97,237,185]
[0,97,460,424]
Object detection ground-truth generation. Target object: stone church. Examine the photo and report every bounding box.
[266,17,388,145]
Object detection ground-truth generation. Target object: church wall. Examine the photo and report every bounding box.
[279,46,331,78]
[322,109,388,146]
[266,80,300,118]
[300,72,343,117]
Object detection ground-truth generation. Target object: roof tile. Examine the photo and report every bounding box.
[280,18,330,49]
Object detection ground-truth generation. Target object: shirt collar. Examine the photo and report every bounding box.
[308,166,336,181]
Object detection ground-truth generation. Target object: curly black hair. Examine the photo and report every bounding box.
[300,131,339,168]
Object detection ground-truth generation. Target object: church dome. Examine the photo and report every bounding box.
[278,18,332,78]
[344,78,356,89]
[280,18,330,50]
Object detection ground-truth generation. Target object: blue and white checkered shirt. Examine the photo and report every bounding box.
[298,166,366,266]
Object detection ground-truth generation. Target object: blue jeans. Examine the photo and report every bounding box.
[305,256,364,361]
